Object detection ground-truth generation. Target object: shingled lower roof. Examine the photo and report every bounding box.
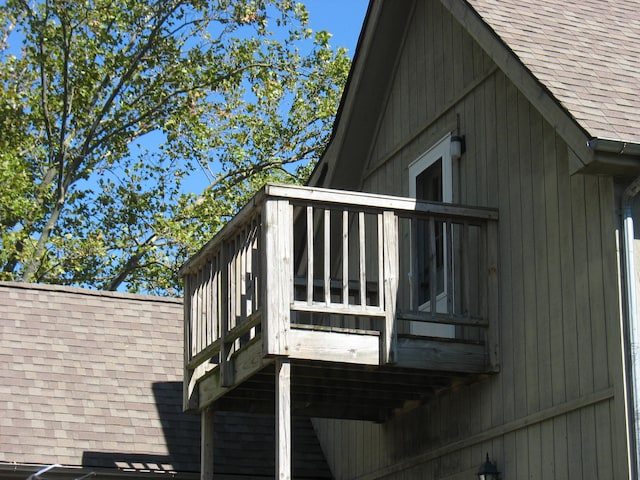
[0,282,333,479]
[467,0,640,144]
[0,282,200,476]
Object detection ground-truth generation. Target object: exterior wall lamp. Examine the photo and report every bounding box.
[450,134,465,160]
[476,453,500,479]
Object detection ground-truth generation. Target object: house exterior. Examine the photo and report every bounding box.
[0,282,331,479]
[182,0,640,479]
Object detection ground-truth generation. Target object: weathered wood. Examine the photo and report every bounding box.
[446,221,454,315]
[198,340,273,409]
[276,358,291,480]
[186,183,499,437]
[382,211,398,364]
[288,328,380,365]
[180,194,264,275]
[359,211,367,307]
[324,209,331,305]
[291,322,380,336]
[263,183,498,220]
[200,406,214,480]
[187,338,222,371]
[220,243,233,388]
[342,210,349,306]
[291,301,384,317]
[306,205,313,305]
[398,310,487,327]
[183,275,196,411]
[377,212,384,309]
[395,336,487,373]
[262,198,292,356]
[429,217,437,315]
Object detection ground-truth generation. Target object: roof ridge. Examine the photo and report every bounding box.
[0,280,182,304]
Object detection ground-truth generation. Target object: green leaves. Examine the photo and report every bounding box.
[0,0,349,294]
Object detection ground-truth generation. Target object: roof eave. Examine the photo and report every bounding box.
[579,138,640,178]
[440,0,640,177]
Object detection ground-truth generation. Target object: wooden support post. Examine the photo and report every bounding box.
[201,406,215,480]
[276,358,291,480]
[262,198,292,356]
[382,211,398,364]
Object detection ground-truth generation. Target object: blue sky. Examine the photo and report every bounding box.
[306,0,369,57]
[181,0,370,194]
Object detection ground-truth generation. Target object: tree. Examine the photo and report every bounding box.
[0,0,350,294]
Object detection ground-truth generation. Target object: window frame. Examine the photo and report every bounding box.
[407,133,455,338]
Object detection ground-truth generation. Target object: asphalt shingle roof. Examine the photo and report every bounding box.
[468,0,640,144]
[0,282,333,479]
[0,282,200,475]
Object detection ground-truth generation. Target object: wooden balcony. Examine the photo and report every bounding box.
[181,184,499,422]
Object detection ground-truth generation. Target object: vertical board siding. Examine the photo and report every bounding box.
[312,0,625,478]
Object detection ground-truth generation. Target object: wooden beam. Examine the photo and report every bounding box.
[263,183,499,220]
[200,406,214,480]
[397,311,487,327]
[287,328,379,365]
[395,337,488,373]
[276,358,291,480]
[291,301,385,317]
[198,340,273,410]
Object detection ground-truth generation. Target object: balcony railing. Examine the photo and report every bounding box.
[181,184,499,409]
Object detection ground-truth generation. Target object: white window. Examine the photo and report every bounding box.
[408,133,455,338]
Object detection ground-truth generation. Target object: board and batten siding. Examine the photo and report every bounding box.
[312,0,627,478]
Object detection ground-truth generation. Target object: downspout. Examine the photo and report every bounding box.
[621,175,640,480]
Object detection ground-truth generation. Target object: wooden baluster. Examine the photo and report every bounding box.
[240,227,248,321]
[377,213,384,308]
[342,210,349,306]
[196,267,203,354]
[429,217,437,318]
[306,205,314,305]
[410,217,419,311]
[359,211,366,307]
[462,222,471,319]
[183,273,197,411]
[220,242,233,387]
[324,209,331,305]
[446,220,454,318]
[212,255,219,345]
[187,273,195,359]
[205,260,211,349]
[382,211,398,364]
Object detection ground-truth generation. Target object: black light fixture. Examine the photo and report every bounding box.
[476,453,500,480]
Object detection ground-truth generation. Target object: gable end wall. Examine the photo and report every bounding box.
[313,0,627,478]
